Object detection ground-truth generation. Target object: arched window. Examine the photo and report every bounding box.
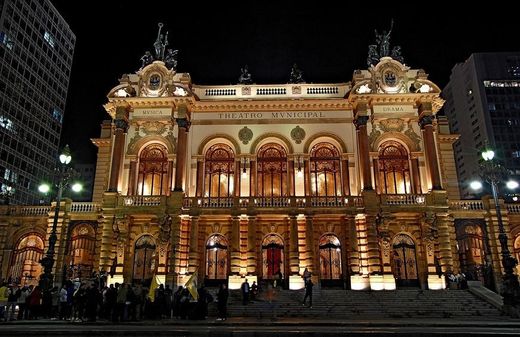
[205,234,228,280]
[67,223,96,281]
[310,143,342,197]
[262,234,284,279]
[515,236,520,276]
[392,233,418,286]
[257,143,287,197]
[204,144,235,198]
[133,235,157,284]
[8,234,44,286]
[378,141,411,194]
[457,224,488,283]
[137,143,170,196]
[319,233,342,280]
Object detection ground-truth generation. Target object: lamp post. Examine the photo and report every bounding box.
[472,147,520,314]
[38,145,82,291]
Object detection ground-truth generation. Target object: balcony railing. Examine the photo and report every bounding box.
[450,200,485,211]
[70,202,100,213]
[183,196,364,209]
[120,195,165,207]
[380,194,427,206]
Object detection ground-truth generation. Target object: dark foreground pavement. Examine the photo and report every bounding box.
[2,318,520,336]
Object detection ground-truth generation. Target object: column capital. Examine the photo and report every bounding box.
[354,115,369,129]
[176,118,191,131]
[419,115,434,129]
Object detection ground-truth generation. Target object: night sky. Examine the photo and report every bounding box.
[50,1,520,164]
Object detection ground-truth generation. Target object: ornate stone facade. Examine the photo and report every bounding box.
[1,56,520,294]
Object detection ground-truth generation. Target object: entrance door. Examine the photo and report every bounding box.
[205,234,228,284]
[319,234,343,287]
[262,234,284,279]
[392,234,419,287]
[133,235,156,285]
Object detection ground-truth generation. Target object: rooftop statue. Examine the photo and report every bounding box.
[165,48,179,70]
[367,19,404,67]
[238,65,253,84]
[140,51,154,69]
[154,22,169,60]
[288,63,305,84]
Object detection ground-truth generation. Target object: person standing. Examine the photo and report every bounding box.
[303,279,313,308]
[303,268,311,285]
[241,279,250,305]
[216,284,229,321]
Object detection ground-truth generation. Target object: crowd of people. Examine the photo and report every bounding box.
[0,279,223,323]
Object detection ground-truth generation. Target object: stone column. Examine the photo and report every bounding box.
[342,159,350,195]
[305,215,315,272]
[354,113,373,190]
[436,212,455,275]
[195,159,204,197]
[410,156,422,194]
[419,103,441,190]
[246,216,257,275]
[127,160,137,195]
[108,106,129,192]
[289,215,300,275]
[174,118,190,192]
[230,216,241,274]
[365,214,382,274]
[188,216,200,274]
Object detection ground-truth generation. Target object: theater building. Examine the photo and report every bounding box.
[1,47,519,292]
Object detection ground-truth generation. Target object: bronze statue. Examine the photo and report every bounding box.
[288,63,305,84]
[154,23,169,60]
[140,51,154,69]
[374,19,393,57]
[238,65,253,84]
[164,48,179,70]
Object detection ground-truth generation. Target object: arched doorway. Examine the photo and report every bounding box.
[319,233,343,287]
[310,142,342,199]
[205,234,228,284]
[457,223,492,287]
[67,223,96,281]
[392,233,419,287]
[378,141,411,194]
[137,143,170,195]
[257,143,288,199]
[262,234,284,280]
[132,235,157,285]
[204,144,235,200]
[8,234,44,286]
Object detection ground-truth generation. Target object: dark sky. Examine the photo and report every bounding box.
[50,1,520,164]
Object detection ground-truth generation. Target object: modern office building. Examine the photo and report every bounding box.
[442,52,520,199]
[0,0,75,205]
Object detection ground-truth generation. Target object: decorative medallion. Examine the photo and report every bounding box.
[290,125,306,144]
[292,86,301,95]
[377,62,405,94]
[241,87,251,95]
[238,126,253,145]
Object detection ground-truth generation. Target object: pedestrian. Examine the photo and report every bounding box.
[241,279,250,305]
[216,283,229,321]
[303,279,313,308]
[303,268,311,285]
[250,281,258,301]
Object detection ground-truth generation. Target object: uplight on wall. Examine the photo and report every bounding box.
[296,156,303,178]
[241,157,248,178]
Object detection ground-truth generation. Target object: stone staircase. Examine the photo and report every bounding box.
[206,287,504,320]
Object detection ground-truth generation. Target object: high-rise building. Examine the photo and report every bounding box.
[0,0,75,205]
[442,52,520,199]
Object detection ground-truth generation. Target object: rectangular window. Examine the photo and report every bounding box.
[43,31,55,48]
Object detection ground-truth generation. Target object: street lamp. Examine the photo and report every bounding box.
[38,145,82,291]
[471,146,520,314]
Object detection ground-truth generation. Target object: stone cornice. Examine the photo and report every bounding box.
[91,138,111,147]
[192,99,352,112]
[105,97,196,118]
[437,134,460,143]
[348,94,444,113]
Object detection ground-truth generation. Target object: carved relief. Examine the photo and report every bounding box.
[292,86,301,95]
[404,126,421,150]
[379,118,405,132]
[142,121,167,135]
[290,126,306,144]
[165,131,177,152]
[128,130,142,152]
[238,126,253,145]
[368,126,382,149]
[212,223,221,233]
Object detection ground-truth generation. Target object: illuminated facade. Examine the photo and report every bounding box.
[1,54,520,292]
